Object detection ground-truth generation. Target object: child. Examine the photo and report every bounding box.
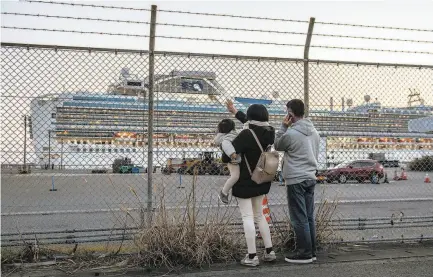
[214,119,241,204]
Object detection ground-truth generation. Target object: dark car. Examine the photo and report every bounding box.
[325,159,384,184]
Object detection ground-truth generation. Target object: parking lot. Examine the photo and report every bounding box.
[2,168,432,242]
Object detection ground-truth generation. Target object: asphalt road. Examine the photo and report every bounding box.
[178,257,433,277]
[2,170,432,212]
[6,243,433,277]
[2,169,433,242]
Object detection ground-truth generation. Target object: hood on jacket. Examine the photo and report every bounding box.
[292,118,315,136]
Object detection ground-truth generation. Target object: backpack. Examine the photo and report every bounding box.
[244,129,280,184]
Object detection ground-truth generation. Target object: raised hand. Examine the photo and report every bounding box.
[282,115,292,127]
[226,99,238,115]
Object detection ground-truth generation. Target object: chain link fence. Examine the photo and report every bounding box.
[308,61,433,242]
[1,43,433,248]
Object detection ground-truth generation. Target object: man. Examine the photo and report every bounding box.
[274,99,320,264]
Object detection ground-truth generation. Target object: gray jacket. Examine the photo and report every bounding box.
[274,118,319,185]
[214,131,242,163]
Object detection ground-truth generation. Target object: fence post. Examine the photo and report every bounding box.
[303,17,315,117]
[147,4,157,225]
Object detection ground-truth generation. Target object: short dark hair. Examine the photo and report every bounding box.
[246,104,269,122]
[218,119,236,133]
[286,99,305,117]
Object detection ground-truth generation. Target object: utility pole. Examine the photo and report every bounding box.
[147,4,158,225]
[48,130,51,169]
[303,17,315,117]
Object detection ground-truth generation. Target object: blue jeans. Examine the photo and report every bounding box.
[286,180,317,258]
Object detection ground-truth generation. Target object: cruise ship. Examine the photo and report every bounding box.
[29,69,433,169]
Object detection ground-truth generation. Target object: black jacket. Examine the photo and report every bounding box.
[223,111,275,199]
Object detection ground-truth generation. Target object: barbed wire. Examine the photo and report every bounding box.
[3,26,433,55]
[24,0,151,11]
[157,35,433,54]
[158,9,307,23]
[1,26,149,38]
[1,12,146,25]
[0,26,303,47]
[23,0,433,32]
[157,35,304,47]
[316,21,433,33]
[3,12,433,45]
[317,33,433,44]
[23,0,307,23]
[311,45,433,55]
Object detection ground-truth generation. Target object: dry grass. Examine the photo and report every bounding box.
[131,177,338,268]
[132,171,243,269]
[315,193,339,244]
[269,186,339,252]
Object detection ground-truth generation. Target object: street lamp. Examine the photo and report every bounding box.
[60,130,68,170]
[60,138,64,170]
[23,115,27,169]
[48,130,52,169]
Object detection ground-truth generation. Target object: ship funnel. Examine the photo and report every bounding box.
[330,97,334,111]
[364,95,371,103]
[342,97,345,112]
[120,68,130,78]
[347,98,353,109]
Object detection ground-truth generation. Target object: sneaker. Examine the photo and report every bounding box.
[218,190,229,204]
[241,254,259,267]
[284,254,313,264]
[312,255,317,262]
[263,250,276,262]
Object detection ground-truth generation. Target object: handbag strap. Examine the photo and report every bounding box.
[244,129,263,175]
[249,129,264,153]
[245,155,252,175]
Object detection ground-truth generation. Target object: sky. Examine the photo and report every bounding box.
[1,0,432,107]
[1,0,433,65]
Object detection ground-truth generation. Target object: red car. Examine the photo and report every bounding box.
[325,159,384,184]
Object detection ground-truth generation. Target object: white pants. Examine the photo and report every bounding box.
[222,163,240,195]
[237,195,273,254]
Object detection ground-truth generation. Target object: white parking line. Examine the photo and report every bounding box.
[3,173,147,177]
[2,197,432,216]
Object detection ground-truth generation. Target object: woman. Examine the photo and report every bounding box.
[224,100,276,267]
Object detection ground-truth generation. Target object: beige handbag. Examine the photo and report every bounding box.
[244,129,280,184]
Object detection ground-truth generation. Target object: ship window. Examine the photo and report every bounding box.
[77,148,81,152]
[120,149,124,153]
[114,149,118,153]
[52,113,56,118]
[108,149,112,153]
[89,148,93,152]
[132,149,137,153]
[102,149,106,153]
[83,148,87,152]
[96,148,100,153]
